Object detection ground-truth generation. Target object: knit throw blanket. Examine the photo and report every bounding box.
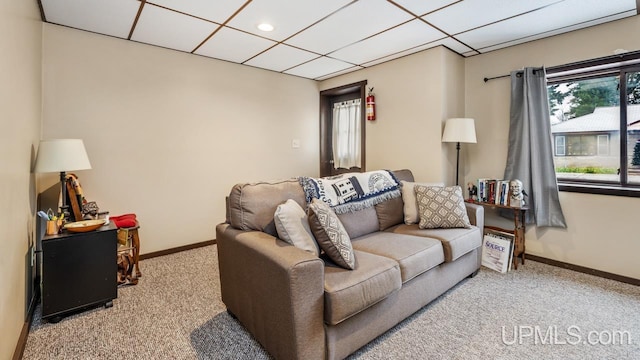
[299,170,400,214]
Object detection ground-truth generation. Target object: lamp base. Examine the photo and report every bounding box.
[60,204,71,222]
[59,171,70,221]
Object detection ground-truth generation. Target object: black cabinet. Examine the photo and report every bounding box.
[41,222,118,322]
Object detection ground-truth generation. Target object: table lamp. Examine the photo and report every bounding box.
[34,139,92,219]
[442,118,477,186]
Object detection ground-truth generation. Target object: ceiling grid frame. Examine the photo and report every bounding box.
[38,0,639,80]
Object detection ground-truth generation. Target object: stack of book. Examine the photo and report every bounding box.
[481,230,515,273]
[476,179,511,206]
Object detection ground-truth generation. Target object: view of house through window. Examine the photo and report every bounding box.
[547,68,640,186]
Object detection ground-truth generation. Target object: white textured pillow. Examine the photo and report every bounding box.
[274,199,320,256]
[401,180,445,224]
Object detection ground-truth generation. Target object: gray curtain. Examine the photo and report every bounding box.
[503,67,567,228]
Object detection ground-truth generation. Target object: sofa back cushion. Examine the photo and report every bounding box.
[337,207,379,239]
[375,169,415,230]
[228,179,306,236]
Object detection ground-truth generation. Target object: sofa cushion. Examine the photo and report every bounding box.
[228,179,306,236]
[415,185,471,229]
[308,199,356,270]
[387,224,482,262]
[337,207,380,239]
[401,181,444,225]
[374,169,415,231]
[352,232,444,283]
[375,195,404,231]
[324,250,401,325]
[274,199,320,256]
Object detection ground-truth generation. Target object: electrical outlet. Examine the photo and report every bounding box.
[291,139,300,148]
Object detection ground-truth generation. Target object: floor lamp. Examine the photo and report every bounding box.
[34,139,92,219]
[442,118,477,186]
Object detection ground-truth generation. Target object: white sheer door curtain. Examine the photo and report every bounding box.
[332,99,361,170]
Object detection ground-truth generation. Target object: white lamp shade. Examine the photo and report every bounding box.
[442,118,477,143]
[34,139,92,173]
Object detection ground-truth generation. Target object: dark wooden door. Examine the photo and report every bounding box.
[319,81,367,177]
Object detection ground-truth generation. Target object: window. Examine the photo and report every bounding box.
[555,135,565,156]
[546,51,640,196]
[597,134,609,156]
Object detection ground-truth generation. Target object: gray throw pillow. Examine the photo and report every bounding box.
[307,199,356,270]
[415,185,471,229]
[274,199,320,256]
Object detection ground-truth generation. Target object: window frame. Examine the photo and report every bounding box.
[546,51,640,198]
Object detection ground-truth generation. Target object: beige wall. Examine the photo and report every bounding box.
[319,46,466,183]
[441,49,467,185]
[465,16,640,279]
[0,0,42,357]
[41,24,320,254]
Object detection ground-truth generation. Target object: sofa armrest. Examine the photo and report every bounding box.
[216,223,325,360]
[465,203,484,234]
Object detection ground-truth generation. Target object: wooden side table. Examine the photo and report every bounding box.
[465,200,528,270]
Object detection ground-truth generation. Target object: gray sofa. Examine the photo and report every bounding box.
[215,169,484,360]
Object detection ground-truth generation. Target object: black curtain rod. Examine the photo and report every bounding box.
[483,68,544,83]
[483,50,640,83]
[483,74,510,82]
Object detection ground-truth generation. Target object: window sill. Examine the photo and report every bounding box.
[558,182,640,197]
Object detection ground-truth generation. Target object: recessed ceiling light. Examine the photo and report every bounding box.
[257,23,274,32]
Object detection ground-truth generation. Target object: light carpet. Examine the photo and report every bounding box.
[23,245,640,359]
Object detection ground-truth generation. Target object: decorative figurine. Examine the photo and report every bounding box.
[509,179,526,207]
[467,182,478,201]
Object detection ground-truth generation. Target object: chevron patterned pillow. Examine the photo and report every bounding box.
[415,185,471,229]
[308,199,356,270]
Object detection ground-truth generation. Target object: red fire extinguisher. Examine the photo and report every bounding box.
[366,87,376,121]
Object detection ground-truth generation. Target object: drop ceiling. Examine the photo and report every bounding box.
[38,0,639,80]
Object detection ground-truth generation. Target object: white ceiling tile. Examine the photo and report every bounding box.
[132,4,219,53]
[195,27,276,63]
[147,0,246,24]
[285,0,413,55]
[41,0,140,39]
[423,0,560,35]
[434,37,473,54]
[359,36,472,67]
[457,0,637,50]
[284,57,355,79]
[244,45,319,72]
[315,66,365,81]
[393,0,460,16]
[330,20,445,65]
[479,10,637,53]
[228,0,351,41]
[360,43,435,67]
